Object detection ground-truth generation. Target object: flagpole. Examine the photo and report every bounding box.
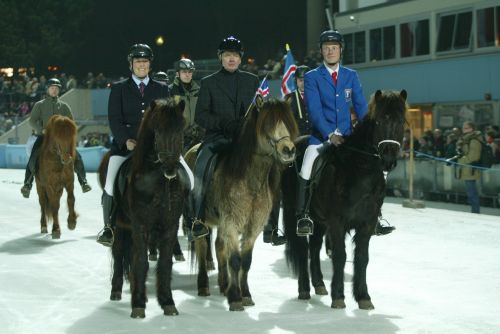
[244,74,269,118]
[294,90,303,119]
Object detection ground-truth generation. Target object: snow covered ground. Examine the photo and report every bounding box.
[1,168,499,334]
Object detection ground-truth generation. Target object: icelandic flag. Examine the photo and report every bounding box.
[281,44,297,97]
[257,77,270,97]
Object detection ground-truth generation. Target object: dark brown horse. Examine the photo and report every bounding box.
[35,115,78,239]
[192,97,298,311]
[99,98,189,318]
[282,90,408,310]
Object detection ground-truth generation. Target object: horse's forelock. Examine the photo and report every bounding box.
[256,99,298,141]
[368,90,408,122]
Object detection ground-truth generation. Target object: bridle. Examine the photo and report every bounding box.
[153,131,182,180]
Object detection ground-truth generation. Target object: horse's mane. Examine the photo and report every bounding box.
[223,99,298,180]
[131,98,185,177]
[42,115,77,158]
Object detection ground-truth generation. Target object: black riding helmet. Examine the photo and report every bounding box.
[47,78,62,88]
[127,43,154,62]
[295,65,310,80]
[319,30,344,49]
[217,36,244,57]
[176,58,195,71]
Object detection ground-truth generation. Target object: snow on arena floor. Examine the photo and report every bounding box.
[0,169,499,334]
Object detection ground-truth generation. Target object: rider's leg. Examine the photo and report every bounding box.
[374,171,395,236]
[74,151,92,193]
[263,195,286,245]
[21,136,43,198]
[96,155,127,247]
[296,144,322,236]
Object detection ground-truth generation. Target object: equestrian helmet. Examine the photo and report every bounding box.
[176,58,195,72]
[127,43,154,62]
[295,65,310,79]
[319,30,344,48]
[218,36,244,57]
[152,71,169,82]
[47,78,62,88]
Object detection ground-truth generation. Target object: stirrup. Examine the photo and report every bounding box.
[270,228,287,246]
[96,226,114,247]
[81,182,92,193]
[374,217,395,236]
[296,215,314,236]
[191,218,209,239]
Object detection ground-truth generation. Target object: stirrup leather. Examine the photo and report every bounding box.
[297,215,314,236]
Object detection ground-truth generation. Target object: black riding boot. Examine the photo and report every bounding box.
[263,201,286,245]
[20,172,34,198]
[296,176,314,236]
[96,193,114,247]
[74,153,91,193]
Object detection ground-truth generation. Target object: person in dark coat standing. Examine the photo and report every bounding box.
[262,65,311,245]
[97,43,170,246]
[187,36,259,240]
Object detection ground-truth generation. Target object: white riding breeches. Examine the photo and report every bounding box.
[104,155,128,196]
[300,143,325,180]
[104,155,194,196]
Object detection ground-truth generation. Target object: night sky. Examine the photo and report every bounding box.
[79,0,307,76]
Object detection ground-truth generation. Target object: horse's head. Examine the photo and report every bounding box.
[367,90,408,172]
[43,115,77,165]
[254,96,298,164]
[140,98,185,179]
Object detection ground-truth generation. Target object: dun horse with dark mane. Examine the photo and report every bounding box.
[99,99,190,318]
[35,115,78,239]
[282,90,408,309]
[192,97,298,311]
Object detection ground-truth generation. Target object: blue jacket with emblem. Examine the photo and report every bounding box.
[304,64,367,145]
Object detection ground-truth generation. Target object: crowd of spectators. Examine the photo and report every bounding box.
[401,125,500,165]
[0,72,112,136]
[78,132,111,149]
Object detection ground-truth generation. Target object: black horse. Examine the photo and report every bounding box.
[282,90,408,309]
[98,98,190,318]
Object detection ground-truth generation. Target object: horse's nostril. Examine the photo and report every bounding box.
[290,146,296,155]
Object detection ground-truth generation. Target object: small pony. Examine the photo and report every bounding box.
[191,96,298,311]
[282,90,408,310]
[35,115,78,239]
[99,99,190,318]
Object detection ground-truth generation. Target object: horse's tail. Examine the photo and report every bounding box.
[281,163,308,277]
[98,151,111,189]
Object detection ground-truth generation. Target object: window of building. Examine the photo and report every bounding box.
[437,11,472,52]
[343,32,366,65]
[370,26,395,61]
[477,7,495,47]
[400,19,430,57]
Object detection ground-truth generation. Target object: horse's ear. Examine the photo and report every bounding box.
[149,99,157,111]
[176,98,185,112]
[375,90,383,103]
[400,89,407,101]
[255,94,264,111]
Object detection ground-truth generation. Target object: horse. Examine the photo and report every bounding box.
[281,90,408,310]
[35,115,78,239]
[193,96,298,311]
[98,98,190,318]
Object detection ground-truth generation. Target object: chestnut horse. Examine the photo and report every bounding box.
[35,115,78,239]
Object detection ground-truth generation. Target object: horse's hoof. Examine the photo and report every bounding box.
[41,227,48,234]
[206,260,215,270]
[52,231,61,239]
[67,220,76,230]
[298,291,311,300]
[358,299,375,310]
[174,254,185,262]
[331,299,346,309]
[198,288,210,296]
[148,254,158,261]
[229,302,244,311]
[242,297,255,306]
[130,308,145,318]
[110,291,122,301]
[314,286,328,295]
[163,305,179,316]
